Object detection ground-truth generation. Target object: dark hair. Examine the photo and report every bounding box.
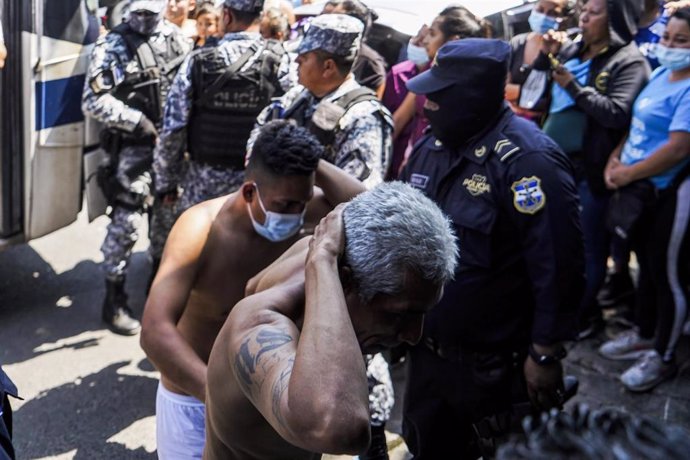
[497,405,690,460]
[438,5,493,39]
[225,6,261,26]
[314,49,357,76]
[248,121,323,176]
[672,6,690,28]
[336,0,377,36]
[195,1,219,20]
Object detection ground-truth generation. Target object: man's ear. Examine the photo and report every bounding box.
[241,182,255,203]
[223,8,232,30]
[322,58,338,79]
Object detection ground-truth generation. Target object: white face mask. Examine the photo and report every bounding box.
[656,44,690,72]
[407,42,430,67]
[247,184,305,242]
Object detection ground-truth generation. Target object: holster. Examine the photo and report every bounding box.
[97,130,125,206]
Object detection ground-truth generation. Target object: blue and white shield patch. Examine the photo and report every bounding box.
[511,176,546,214]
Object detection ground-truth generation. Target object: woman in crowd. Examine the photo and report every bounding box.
[535,0,651,339]
[506,0,576,124]
[384,6,491,179]
[599,7,690,392]
[381,25,429,180]
[193,2,220,48]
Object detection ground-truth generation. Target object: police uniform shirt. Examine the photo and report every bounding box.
[153,32,295,195]
[83,20,189,133]
[400,107,584,351]
[250,77,393,189]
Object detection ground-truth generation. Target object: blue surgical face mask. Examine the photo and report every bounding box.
[656,44,690,72]
[528,10,560,35]
[407,42,430,67]
[247,184,305,242]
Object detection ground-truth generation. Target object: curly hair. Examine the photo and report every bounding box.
[247,120,323,177]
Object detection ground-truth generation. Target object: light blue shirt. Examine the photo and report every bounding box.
[549,58,591,114]
[621,67,690,189]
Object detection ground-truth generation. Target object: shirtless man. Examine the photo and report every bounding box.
[140,120,366,458]
[204,182,459,459]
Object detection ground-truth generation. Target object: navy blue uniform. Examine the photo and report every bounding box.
[0,368,18,460]
[400,107,584,458]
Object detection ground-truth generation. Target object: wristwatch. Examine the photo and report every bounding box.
[528,344,567,366]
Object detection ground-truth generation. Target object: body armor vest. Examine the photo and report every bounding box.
[279,87,380,163]
[188,39,286,169]
[111,23,188,126]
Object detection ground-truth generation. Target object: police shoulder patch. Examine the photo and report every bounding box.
[511,176,546,215]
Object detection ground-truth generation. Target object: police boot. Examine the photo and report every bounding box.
[102,277,141,336]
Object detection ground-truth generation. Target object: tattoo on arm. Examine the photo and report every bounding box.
[272,358,295,430]
[234,327,293,396]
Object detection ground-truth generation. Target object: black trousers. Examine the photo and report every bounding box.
[402,344,529,459]
[0,395,14,460]
[634,176,690,362]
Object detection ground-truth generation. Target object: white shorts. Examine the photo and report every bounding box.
[156,382,206,460]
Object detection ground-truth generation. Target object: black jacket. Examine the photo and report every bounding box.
[401,108,584,351]
[535,0,651,195]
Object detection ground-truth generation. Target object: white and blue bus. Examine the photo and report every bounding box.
[0,0,104,248]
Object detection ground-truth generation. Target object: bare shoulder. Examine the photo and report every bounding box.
[221,283,303,433]
[246,237,310,296]
[167,196,228,245]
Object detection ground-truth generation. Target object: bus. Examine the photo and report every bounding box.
[0,0,102,249]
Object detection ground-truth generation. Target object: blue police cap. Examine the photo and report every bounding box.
[297,14,364,58]
[224,0,264,13]
[407,39,511,95]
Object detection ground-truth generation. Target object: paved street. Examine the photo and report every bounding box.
[1,206,689,459]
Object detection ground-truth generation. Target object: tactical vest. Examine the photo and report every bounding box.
[188,39,286,169]
[280,87,382,163]
[110,23,188,125]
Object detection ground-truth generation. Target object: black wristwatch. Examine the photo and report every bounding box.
[528,344,567,366]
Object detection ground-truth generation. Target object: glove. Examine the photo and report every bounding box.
[134,115,159,140]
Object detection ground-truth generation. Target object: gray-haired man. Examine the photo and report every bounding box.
[204,182,458,459]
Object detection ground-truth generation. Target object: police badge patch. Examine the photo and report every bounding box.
[511,176,546,214]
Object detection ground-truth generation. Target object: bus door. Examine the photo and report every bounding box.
[0,0,99,244]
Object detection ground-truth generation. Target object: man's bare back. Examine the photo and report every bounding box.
[203,182,458,460]
[205,280,322,460]
[204,208,370,460]
[147,192,298,397]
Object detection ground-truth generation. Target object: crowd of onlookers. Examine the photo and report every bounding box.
[3,0,690,458]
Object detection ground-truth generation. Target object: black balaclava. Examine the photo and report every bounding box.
[424,81,504,150]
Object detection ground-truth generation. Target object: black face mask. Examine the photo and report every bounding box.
[129,11,161,36]
[423,84,502,150]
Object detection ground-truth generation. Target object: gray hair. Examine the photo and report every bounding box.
[342,182,458,303]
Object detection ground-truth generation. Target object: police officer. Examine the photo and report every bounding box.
[251,13,393,189]
[82,0,191,335]
[399,39,585,459]
[152,0,294,255]
[0,367,18,460]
